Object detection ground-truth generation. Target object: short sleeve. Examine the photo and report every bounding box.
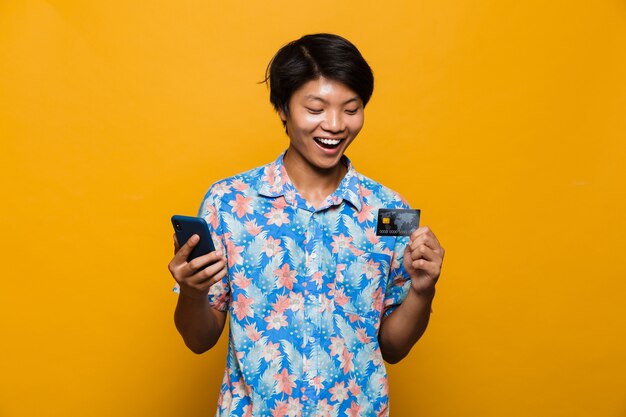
[172,185,231,312]
[198,186,231,311]
[382,235,412,317]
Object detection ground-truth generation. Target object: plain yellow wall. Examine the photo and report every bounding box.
[1,1,625,416]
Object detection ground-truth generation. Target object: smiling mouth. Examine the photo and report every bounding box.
[314,137,343,149]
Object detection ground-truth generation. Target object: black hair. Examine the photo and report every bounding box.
[264,33,374,121]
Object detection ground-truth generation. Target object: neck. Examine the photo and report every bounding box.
[283,149,347,208]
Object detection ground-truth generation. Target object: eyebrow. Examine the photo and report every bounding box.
[304,95,360,105]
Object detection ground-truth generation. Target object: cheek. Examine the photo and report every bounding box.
[290,114,324,136]
[348,116,365,135]
[302,113,324,126]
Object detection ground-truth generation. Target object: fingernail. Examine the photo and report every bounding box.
[215,250,223,257]
[190,234,199,243]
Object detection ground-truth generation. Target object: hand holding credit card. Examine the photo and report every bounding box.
[376,209,421,236]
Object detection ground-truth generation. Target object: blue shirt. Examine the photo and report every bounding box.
[191,152,412,416]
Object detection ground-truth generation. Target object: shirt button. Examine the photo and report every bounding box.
[309,337,315,343]
[310,253,317,259]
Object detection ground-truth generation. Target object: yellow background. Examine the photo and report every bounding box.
[1,1,625,416]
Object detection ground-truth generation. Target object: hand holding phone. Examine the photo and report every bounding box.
[168,215,226,300]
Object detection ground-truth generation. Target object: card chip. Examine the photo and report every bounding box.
[382,217,390,224]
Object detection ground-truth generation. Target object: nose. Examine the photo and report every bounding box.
[321,110,345,133]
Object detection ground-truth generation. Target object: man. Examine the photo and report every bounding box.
[168,33,444,416]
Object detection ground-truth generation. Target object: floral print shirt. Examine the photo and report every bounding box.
[194,152,412,416]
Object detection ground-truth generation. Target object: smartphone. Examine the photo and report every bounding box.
[171,215,216,263]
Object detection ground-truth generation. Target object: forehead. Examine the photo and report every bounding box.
[291,77,360,104]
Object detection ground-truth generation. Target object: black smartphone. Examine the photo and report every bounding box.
[171,215,216,263]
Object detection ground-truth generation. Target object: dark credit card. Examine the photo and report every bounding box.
[376,209,421,236]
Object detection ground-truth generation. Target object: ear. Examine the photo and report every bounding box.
[278,108,287,123]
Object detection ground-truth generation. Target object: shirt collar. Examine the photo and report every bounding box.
[256,152,364,212]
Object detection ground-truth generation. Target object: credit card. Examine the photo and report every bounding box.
[376,209,420,236]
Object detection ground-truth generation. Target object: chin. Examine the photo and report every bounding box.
[313,156,345,172]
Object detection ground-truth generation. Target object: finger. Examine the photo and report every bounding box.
[173,233,181,253]
[410,234,438,252]
[198,268,228,293]
[411,258,442,278]
[410,226,431,242]
[188,262,228,291]
[202,262,228,286]
[186,250,225,273]
[173,234,200,263]
[410,243,438,263]
[410,227,442,252]
[177,253,224,284]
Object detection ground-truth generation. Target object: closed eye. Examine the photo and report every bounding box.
[306,107,323,114]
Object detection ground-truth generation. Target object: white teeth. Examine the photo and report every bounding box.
[316,138,341,145]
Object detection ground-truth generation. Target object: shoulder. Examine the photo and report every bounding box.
[355,171,410,209]
[203,163,268,202]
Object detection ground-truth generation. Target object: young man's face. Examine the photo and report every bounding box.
[279,77,364,173]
